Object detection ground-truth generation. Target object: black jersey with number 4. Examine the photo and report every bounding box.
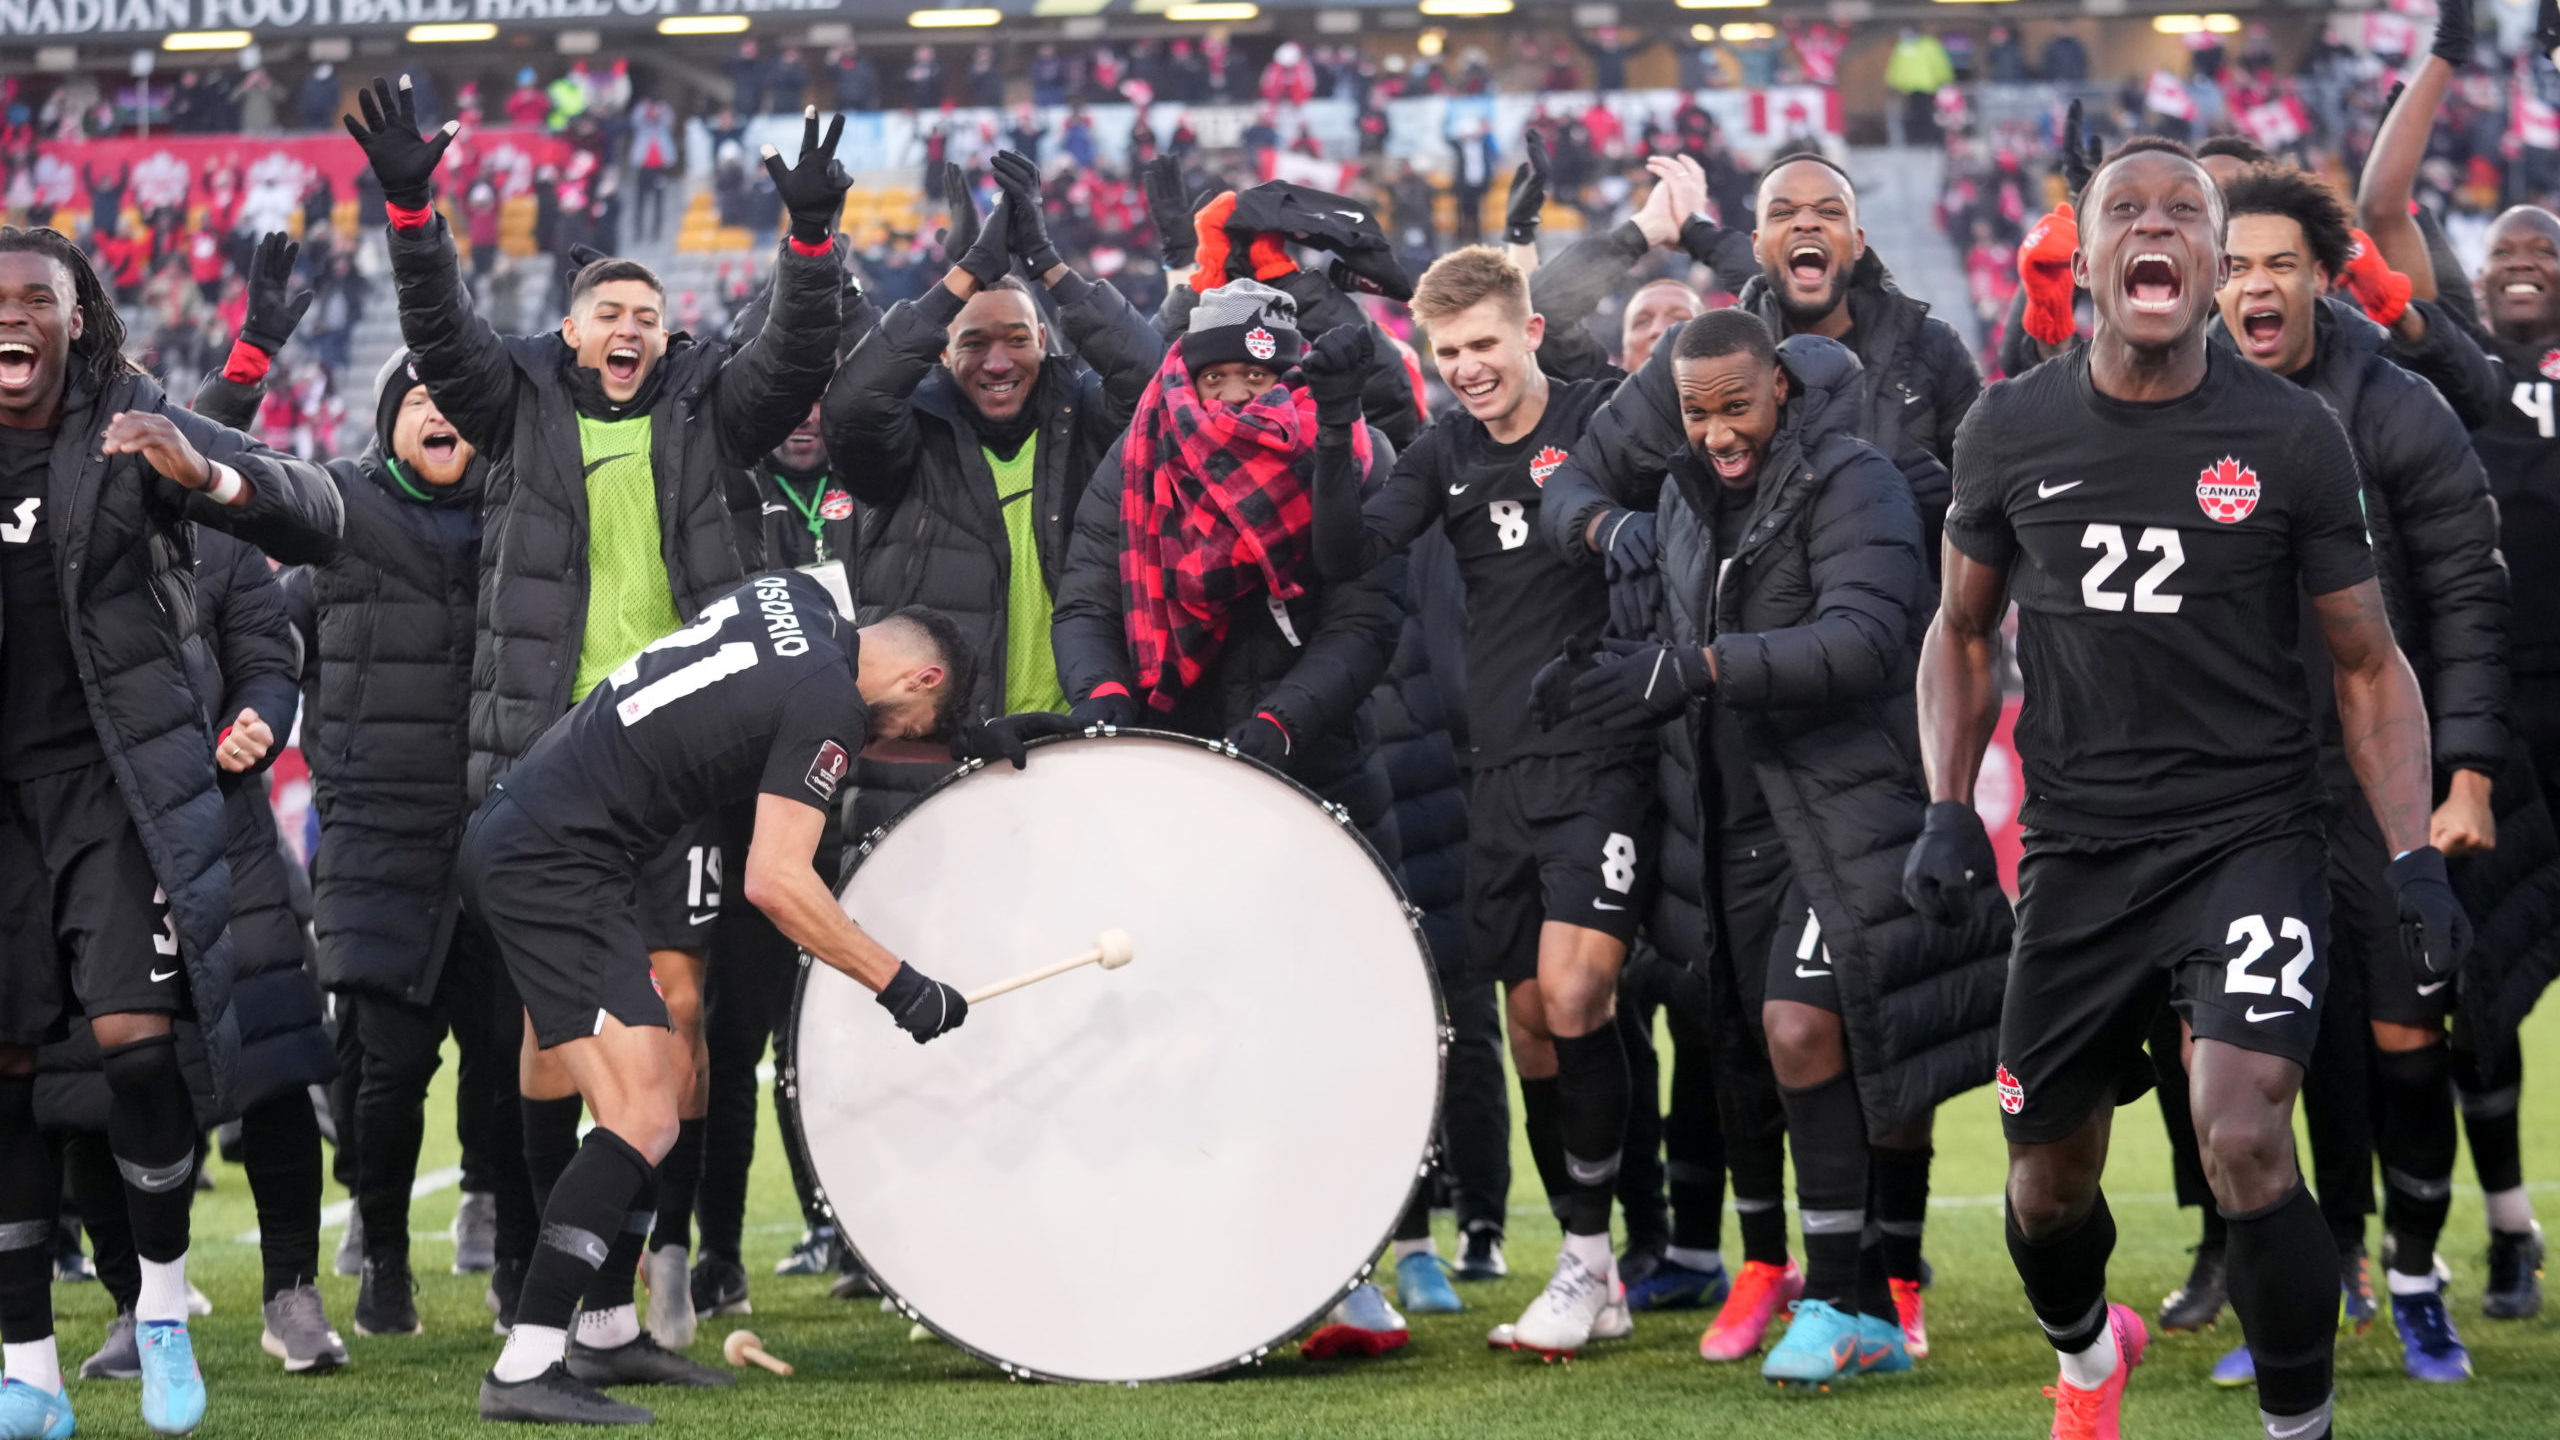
[496,570,871,855]
[1945,347,2374,838]
[1349,376,1618,763]
[2472,335,2560,678]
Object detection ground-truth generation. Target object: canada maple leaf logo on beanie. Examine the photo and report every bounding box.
[1245,326,1277,361]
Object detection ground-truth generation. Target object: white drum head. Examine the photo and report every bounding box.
[791,733,1443,1383]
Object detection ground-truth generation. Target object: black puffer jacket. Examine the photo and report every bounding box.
[15,372,338,1106]
[2211,300,2507,779]
[1051,425,1401,812]
[1556,337,2008,1131]
[387,216,842,798]
[1369,531,1471,972]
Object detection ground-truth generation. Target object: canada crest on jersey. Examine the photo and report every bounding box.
[818,489,855,521]
[2196,455,2259,524]
[1528,444,1569,487]
[2540,349,2560,382]
[1244,326,1277,361]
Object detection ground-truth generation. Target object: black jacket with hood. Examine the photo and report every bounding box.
[1546,336,2008,1131]
[386,216,842,798]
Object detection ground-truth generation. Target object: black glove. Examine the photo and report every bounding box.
[762,107,852,247]
[991,149,1061,277]
[877,961,968,1044]
[1528,636,1597,732]
[2388,845,2473,977]
[1301,323,1373,429]
[2433,0,2477,67]
[1142,156,1199,269]
[1594,508,1657,581]
[2059,98,2096,201]
[1226,712,1291,766]
[1324,244,1414,304]
[2542,0,2560,60]
[1504,129,1550,247]
[1564,636,1710,730]
[935,162,979,268]
[950,710,1079,770]
[239,232,312,356]
[954,190,1016,289]
[342,74,457,211]
[1902,800,1996,924]
[1068,690,1142,730]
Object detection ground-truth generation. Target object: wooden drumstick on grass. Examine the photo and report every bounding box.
[962,930,1135,1005]
[724,1330,793,1376]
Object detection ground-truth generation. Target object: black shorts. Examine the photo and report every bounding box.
[638,821,721,955]
[459,789,672,1051]
[1465,752,1654,985]
[1712,835,1838,1017]
[1999,809,2330,1145]
[2322,786,2448,1029]
[0,764,190,1042]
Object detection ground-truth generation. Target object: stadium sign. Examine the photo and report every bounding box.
[0,0,848,39]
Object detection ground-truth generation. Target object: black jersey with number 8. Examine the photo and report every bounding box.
[1944,348,2374,838]
[496,569,872,855]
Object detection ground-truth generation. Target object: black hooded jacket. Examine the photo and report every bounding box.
[1549,336,2007,1131]
[385,216,843,799]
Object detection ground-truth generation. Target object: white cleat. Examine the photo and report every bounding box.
[1510,1250,1624,1359]
[1486,1322,1519,1350]
[643,1244,697,1350]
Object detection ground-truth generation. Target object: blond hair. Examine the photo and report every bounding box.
[1410,245,1530,325]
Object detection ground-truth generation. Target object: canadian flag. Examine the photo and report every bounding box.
[2243,98,2305,148]
[2145,71,2197,123]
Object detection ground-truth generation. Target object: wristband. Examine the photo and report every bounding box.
[1255,711,1292,754]
[787,232,833,258]
[221,339,272,384]
[1089,681,1130,701]
[205,462,247,506]
[385,199,434,231]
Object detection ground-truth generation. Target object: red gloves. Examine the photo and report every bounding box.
[2340,227,2412,329]
[2018,203,2079,348]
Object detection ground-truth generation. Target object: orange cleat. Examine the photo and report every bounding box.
[1697,1259,1804,1362]
[2043,1303,2147,1440]
[1890,1276,1930,1360]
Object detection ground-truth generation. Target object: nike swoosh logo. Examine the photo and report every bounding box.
[581,453,635,478]
[149,968,180,983]
[2416,980,2450,996]
[1335,208,1367,222]
[2245,1006,2293,1023]
[761,502,788,515]
[1448,483,1469,496]
[2037,479,2083,498]
[688,911,720,926]
[1592,899,1625,911]
[2267,1418,2324,1439]
[1795,966,1833,979]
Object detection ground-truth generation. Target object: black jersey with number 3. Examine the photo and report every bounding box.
[496,570,871,854]
[1945,348,2374,837]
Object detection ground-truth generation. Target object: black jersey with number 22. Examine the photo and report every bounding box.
[1944,348,2373,837]
[496,570,871,854]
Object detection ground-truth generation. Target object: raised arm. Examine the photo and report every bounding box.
[116,398,342,565]
[194,231,309,432]
[1303,327,1436,581]
[712,112,855,464]
[2357,66,2453,300]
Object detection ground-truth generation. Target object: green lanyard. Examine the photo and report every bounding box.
[382,455,433,503]
[771,470,829,538]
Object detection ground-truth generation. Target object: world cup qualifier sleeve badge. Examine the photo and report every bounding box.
[2196,455,2259,524]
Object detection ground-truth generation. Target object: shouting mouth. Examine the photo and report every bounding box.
[1787,242,1831,291]
[2124,253,2184,316]
[604,346,642,386]
[1706,445,1755,480]
[0,340,38,393]
[421,426,460,464]
[2239,306,2285,355]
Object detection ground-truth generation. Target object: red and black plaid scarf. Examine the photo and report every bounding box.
[1119,338,1372,713]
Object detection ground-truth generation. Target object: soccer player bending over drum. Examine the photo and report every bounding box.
[458,573,983,1426]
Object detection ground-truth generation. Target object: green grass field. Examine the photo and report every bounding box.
[83,1004,2560,1438]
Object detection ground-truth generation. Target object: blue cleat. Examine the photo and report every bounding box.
[0,1379,73,1440]
[1761,1298,1860,1389]
[1855,1312,1912,1375]
[1626,1256,1731,1313]
[2211,1344,2256,1387]
[1395,1253,1463,1315]
[140,1319,206,1435]
[2392,1287,2472,1383]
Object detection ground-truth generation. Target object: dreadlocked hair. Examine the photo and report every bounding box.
[0,227,137,393]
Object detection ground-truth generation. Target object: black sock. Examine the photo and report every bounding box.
[648,1118,703,1253]
[1778,1072,1867,1308]
[698,1039,763,1263]
[2201,1202,2230,1253]
[1858,1227,1894,1320]
[2007,1190,2116,1354]
[1665,1044,1725,1254]
[1552,1028,1629,1237]
[1393,1189,1431,1243]
[2453,1041,2524,1195]
[1518,1076,1569,1227]
[101,1035,196,1263]
[518,1128,651,1335]
[2372,1043,2456,1277]
[583,1172,655,1315]
[2224,1181,2336,1423]
[0,1079,58,1346]
[522,1095,585,1216]
[1872,1144,1930,1283]
[239,1092,324,1301]
[1730,1128,1789,1267]
[62,1132,138,1313]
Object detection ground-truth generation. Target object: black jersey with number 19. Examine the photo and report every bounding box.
[1944,347,2374,838]
[495,570,872,855]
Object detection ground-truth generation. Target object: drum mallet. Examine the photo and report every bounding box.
[962,929,1135,1005]
[723,1329,793,1376]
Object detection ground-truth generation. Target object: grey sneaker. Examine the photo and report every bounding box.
[79,1310,139,1380]
[643,1244,696,1350]
[259,1282,349,1373]
[451,1191,497,1274]
[774,1227,841,1277]
[332,1210,364,1278]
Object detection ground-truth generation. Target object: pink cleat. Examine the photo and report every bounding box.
[1697,1259,1804,1362]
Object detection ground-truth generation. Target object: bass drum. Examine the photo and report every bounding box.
[789,730,1443,1383]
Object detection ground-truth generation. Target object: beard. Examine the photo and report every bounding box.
[1764,260,1849,330]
